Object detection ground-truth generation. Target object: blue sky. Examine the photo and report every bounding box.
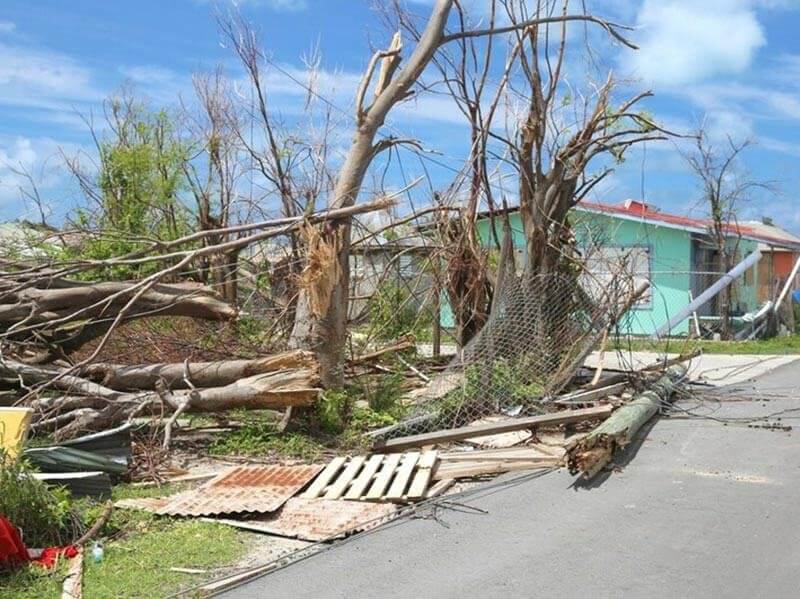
[1,0,799,230]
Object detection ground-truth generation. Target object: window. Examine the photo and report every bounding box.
[582,245,651,307]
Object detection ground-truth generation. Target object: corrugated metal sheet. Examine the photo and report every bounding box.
[60,423,133,462]
[33,471,112,499]
[114,496,171,513]
[209,498,397,541]
[25,446,128,476]
[157,464,323,517]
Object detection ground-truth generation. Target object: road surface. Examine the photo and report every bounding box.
[224,359,800,598]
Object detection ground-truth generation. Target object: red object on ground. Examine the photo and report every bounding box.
[0,516,29,568]
[32,545,79,569]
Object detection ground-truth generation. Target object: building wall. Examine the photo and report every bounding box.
[458,210,761,336]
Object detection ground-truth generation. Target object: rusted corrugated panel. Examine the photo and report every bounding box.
[209,498,397,541]
[157,464,323,517]
[115,496,171,513]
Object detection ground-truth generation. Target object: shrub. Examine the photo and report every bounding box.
[316,390,350,435]
[0,453,83,547]
[368,282,430,340]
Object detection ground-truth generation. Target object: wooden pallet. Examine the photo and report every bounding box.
[302,451,438,502]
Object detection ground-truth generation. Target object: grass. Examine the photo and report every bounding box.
[612,335,800,355]
[0,481,250,599]
[208,411,325,460]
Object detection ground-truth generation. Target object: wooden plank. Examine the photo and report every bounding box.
[344,454,385,500]
[61,547,83,599]
[324,456,366,499]
[440,448,556,461]
[406,450,437,499]
[365,453,403,499]
[385,452,421,499]
[553,382,628,405]
[424,478,454,499]
[433,457,560,480]
[301,456,347,499]
[374,405,614,452]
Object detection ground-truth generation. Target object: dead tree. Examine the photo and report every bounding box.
[287,0,640,386]
[683,127,765,339]
[183,68,244,304]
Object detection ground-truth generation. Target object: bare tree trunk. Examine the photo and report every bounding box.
[289,1,455,387]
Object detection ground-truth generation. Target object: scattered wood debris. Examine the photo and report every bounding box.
[373,405,614,452]
[464,416,533,448]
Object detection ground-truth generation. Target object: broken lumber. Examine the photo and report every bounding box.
[373,405,613,452]
[433,457,559,479]
[567,364,687,479]
[61,547,83,599]
[553,382,627,405]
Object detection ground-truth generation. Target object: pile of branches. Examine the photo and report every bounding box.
[0,201,393,442]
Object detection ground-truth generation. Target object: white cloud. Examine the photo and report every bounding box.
[0,136,81,218]
[194,0,308,11]
[628,0,766,86]
[0,41,104,117]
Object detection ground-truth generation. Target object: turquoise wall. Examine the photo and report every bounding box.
[441,210,761,337]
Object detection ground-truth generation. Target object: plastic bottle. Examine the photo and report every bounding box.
[91,542,104,564]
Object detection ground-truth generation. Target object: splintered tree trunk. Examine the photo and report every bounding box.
[289,1,454,388]
[567,364,686,479]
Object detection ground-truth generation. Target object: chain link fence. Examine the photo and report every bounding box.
[377,271,638,440]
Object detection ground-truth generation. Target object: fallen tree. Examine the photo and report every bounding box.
[566,364,687,479]
[0,280,236,350]
[81,350,316,391]
[9,351,321,440]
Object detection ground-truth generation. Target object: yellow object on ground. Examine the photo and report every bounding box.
[0,407,33,460]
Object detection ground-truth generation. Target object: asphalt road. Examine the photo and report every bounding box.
[224,360,800,599]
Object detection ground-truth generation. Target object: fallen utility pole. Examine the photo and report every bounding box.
[652,250,762,339]
[773,254,800,316]
[373,405,613,452]
[566,364,687,479]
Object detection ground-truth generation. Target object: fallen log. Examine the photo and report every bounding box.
[349,338,414,366]
[373,405,614,452]
[82,350,316,391]
[40,368,320,441]
[10,353,321,440]
[566,364,686,479]
[0,280,237,350]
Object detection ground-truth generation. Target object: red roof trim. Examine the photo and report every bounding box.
[576,200,800,250]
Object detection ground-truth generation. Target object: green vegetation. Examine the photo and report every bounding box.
[367,282,431,341]
[431,359,546,428]
[0,481,248,599]
[0,453,81,547]
[612,335,800,355]
[58,99,192,280]
[208,411,325,460]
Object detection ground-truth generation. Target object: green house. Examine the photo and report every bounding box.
[445,199,771,337]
